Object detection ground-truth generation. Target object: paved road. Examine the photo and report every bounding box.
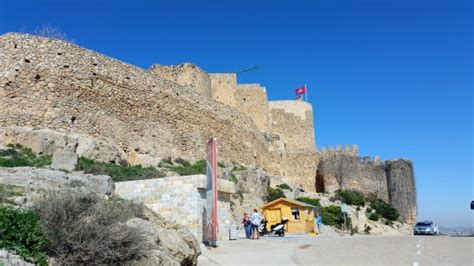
[198,235,473,265]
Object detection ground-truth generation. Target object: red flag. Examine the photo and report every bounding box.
[295,85,307,95]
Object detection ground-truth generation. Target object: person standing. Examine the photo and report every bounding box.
[250,208,262,239]
[316,212,322,234]
[242,213,251,239]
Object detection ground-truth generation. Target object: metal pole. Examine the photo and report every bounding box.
[343,212,347,235]
[305,84,308,102]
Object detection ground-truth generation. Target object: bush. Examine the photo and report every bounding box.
[369,198,400,221]
[159,157,173,166]
[334,189,365,206]
[266,187,285,202]
[321,205,351,228]
[33,192,149,265]
[295,197,321,209]
[366,207,372,213]
[32,25,73,42]
[231,164,247,172]
[77,157,164,182]
[230,174,238,184]
[368,212,380,221]
[168,160,207,175]
[0,206,48,265]
[174,157,190,166]
[0,144,51,168]
[276,183,293,191]
[364,225,372,234]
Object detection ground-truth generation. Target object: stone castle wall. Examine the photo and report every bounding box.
[148,63,212,98]
[209,73,237,108]
[235,84,271,133]
[386,159,417,226]
[0,33,416,224]
[315,146,417,225]
[269,101,316,152]
[0,33,272,168]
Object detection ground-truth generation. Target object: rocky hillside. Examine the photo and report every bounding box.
[0,142,200,265]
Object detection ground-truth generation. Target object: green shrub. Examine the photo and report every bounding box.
[230,174,238,184]
[231,165,246,172]
[321,205,351,228]
[369,198,400,221]
[384,219,394,226]
[295,197,321,209]
[174,157,190,166]
[158,157,173,166]
[334,189,365,206]
[33,192,149,265]
[0,206,48,265]
[168,160,207,175]
[266,187,285,202]
[364,225,371,234]
[77,157,165,182]
[0,144,52,168]
[276,183,293,191]
[366,207,372,213]
[368,212,380,221]
[217,161,226,168]
[356,206,361,211]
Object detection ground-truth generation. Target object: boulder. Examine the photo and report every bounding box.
[51,150,78,171]
[0,167,114,198]
[76,136,128,165]
[0,249,34,266]
[127,208,201,265]
[3,127,78,155]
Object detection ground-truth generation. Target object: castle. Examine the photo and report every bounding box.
[0,33,416,225]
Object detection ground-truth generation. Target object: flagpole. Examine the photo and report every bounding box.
[305,84,307,102]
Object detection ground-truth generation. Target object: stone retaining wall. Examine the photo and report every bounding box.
[115,175,236,241]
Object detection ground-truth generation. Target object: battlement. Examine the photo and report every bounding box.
[318,144,359,157]
[148,63,211,97]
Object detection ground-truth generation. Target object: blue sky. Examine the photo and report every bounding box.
[1,0,472,227]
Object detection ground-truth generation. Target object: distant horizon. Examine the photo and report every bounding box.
[1,0,472,227]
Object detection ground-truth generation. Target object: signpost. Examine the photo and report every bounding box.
[204,138,218,247]
[341,203,348,235]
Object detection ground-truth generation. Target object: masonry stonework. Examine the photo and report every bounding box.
[148,63,212,98]
[269,101,316,152]
[235,84,271,133]
[209,73,237,108]
[0,33,417,225]
[115,175,235,241]
[0,33,270,168]
[316,146,417,225]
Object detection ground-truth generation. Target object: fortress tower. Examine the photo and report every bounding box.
[148,63,212,98]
